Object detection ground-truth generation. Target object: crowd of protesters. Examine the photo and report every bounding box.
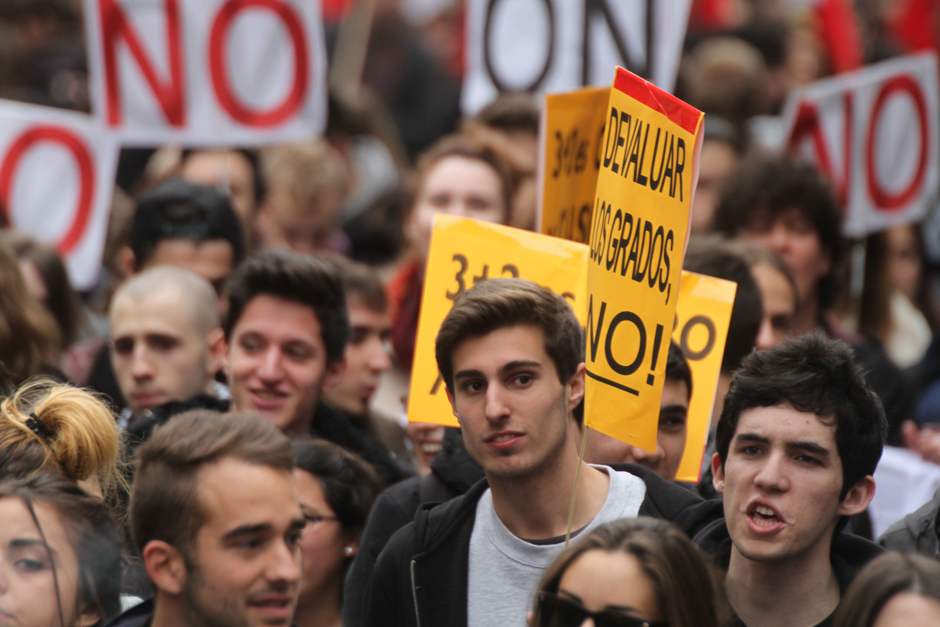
[3,0,940,626]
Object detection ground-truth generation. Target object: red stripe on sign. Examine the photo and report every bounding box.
[0,125,96,254]
[613,67,701,136]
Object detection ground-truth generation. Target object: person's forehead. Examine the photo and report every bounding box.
[146,239,235,281]
[111,289,199,338]
[347,300,391,329]
[452,324,551,371]
[0,498,74,561]
[661,377,690,406]
[194,458,299,535]
[734,404,838,449]
[232,294,324,343]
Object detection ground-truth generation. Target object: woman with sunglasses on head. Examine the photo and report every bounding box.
[292,439,383,627]
[0,473,123,627]
[530,517,725,627]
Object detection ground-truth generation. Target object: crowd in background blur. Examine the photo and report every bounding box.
[2,0,940,626]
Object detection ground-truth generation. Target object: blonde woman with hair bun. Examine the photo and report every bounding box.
[0,378,125,501]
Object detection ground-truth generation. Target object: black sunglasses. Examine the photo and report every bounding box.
[537,592,667,627]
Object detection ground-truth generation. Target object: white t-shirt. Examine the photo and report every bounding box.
[466,467,647,627]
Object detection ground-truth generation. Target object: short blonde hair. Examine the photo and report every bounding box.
[0,379,125,501]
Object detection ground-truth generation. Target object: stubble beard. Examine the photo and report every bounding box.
[484,390,571,482]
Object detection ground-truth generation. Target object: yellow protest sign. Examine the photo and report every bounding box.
[408,214,589,427]
[672,271,737,483]
[583,67,704,453]
[539,86,610,244]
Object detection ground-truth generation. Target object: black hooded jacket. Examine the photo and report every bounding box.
[343,428,484,627]
[360,463,722,627]
[693,517,885,627]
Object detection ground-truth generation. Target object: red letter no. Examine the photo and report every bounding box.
[0,126,96,254]
[209,0,309,127]
[99,0,186,127]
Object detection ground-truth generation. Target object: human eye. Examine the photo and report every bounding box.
[284,343,313,361]
[349,328,368,345]
[238,335,263,353]
[511,373,533,387]
[740,444,763,456]
[427,193,450,208]
[237,535,267,551]
[148,335,179,352]
[461,380,484,394]
[112,338,133,356]
[14,557,48,572]
[285,530,303,549]
[659,416,686,433]
[796,454,822,466]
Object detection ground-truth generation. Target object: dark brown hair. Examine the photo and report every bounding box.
[435,279,583,422]
[131,410,293,557]
[832,552,940,627]
[532,517,725,627]
[224,250,349,366]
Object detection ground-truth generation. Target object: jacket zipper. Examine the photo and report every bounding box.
[410,558,421,627]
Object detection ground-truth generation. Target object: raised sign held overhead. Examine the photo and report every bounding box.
[463,0,691,114]
[780,51,940,237]
[538,86,609,244]
[584,67,703,453]
[83,0,328,146]
[0,101,119,290]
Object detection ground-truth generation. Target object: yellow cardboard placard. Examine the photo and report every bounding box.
[408,214,590,426]
[672,271,737,483]
[583,68,703,452]
[539,86,610,244]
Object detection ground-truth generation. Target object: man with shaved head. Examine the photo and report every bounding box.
[109,266,227,429]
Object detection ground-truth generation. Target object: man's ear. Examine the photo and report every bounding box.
[206,328,226,378]
[567,363,586,411]
[117,245,137,280]
[711,452,725,494]
[142,540,187,596]
[445,385,460,422]
[838,475,876,517]
[322,356,347,393]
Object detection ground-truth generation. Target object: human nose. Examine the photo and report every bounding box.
[755,318,776,351]
[484,384,510,421]
[753,452,789,491]
[766,223,791,253]
[130,345,154,380]
[630,441,664,464]
[257,347,284,381]
[267,538,302,586]
[366,337,393,373]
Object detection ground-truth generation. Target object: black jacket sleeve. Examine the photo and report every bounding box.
[361,521,418,627]
[344,477,422,627]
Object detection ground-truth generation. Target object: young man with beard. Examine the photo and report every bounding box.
[696,334,886,627]
[361,279,720,627]
[106,410,305,627]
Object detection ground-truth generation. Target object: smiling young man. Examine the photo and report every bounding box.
[224,250,412,486]
[361,279,719,627]
[106,410,305,627]
[696,334,887,627]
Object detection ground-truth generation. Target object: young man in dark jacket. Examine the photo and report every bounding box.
[224,250,413,486]
[361,279,720,627]
[695,334,886,627]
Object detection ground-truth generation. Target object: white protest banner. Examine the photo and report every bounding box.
[779,51,940,237]
[463,0,691,114]
[0,101,119,290]
[83,0,328,146]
